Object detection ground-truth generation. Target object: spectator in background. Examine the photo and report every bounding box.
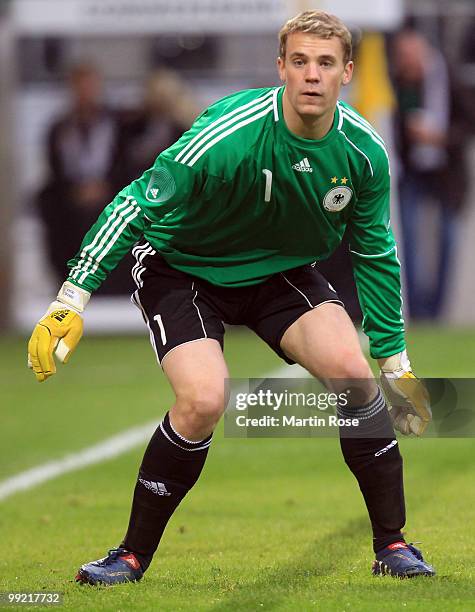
[113,69,199,186]
[36,62,140,294]
[459,18,475,130]
[391,29,467,319]
[36,63,118,284]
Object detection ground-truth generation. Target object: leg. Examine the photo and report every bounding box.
[165,339,230,440]
[77,256,230,585]
[121,339,228,570]
[281,304,406,553]
[280,302,375,395]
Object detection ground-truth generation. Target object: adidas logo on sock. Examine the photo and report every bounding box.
[138,478,171,496]
[374,439,398,457]
[292,157,313,172]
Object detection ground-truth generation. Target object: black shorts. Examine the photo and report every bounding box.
[131,242,344,365]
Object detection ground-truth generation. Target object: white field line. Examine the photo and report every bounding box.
[0,363,309,502]
[0,422,157,502]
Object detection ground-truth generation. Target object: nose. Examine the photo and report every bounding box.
[305,63,321,82]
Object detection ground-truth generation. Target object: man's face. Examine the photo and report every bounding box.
[71,70,102,108]
[277,32,353,124]
[393,32,428,83]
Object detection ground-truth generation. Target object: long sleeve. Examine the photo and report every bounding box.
[65,146,204,293]
[66,188,149,293]
[348,152,405,359]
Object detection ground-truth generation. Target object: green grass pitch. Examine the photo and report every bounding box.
[1,327,474,610]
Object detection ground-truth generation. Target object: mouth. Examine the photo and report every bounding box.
[301,92,322,99]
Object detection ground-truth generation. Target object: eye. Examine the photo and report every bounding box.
[293,58,305,67]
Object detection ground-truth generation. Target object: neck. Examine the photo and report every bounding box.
[282,91,334,140]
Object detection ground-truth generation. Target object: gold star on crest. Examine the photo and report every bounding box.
[331,176,338,184]
[341,177,348,184]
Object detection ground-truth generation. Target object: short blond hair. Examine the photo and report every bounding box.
[279,11,352,64]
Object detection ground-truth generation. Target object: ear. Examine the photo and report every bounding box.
[342,61,354,86]
[277,56,286,82]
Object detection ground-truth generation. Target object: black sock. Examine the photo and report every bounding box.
[121,412,212,570]
[338,388,406,554]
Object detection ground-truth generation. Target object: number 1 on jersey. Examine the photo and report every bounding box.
[262,169,272,203]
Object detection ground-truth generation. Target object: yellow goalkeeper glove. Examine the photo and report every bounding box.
[28,281,90,382]
[379,350,432,436]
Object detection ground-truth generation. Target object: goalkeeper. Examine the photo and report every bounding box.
[28,10,435,584]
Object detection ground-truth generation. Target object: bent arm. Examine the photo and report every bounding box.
[348,155,405,359]
[66,187,150,294]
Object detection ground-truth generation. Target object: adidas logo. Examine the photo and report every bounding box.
[374,439,398,457]
[51,309,69,323]
[292,157,313,172]
[138,478,171,496]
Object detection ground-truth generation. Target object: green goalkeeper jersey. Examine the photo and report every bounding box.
[67,86,404,358]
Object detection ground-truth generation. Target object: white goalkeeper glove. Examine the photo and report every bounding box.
[379,349,432,436]
[28,281,90,382]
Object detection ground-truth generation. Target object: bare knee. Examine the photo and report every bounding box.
[336,352,373,380]
[322,351,376,402]
[171,385,226,440]
[319,347,371,379]
[179,389,226,422]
